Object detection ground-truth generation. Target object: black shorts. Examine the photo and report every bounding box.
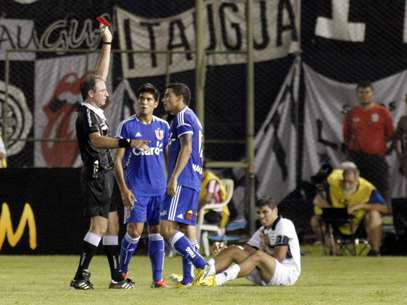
[80,167,117,218]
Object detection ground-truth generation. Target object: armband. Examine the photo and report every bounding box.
[118,138,131,148]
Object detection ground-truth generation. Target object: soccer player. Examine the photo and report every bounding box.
[70,25,148,290]
[194,198,301,287]
[160,83,207,287]
[115,83,170,288]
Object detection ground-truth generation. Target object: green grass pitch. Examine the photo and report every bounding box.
[1,251,407,305]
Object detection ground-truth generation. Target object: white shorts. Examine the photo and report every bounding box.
[246,259,300,286]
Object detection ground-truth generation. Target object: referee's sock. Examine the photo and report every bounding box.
[103,235,122,282]
[74,232,101,280]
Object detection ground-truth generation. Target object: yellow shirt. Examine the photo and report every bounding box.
[326,170,376,234]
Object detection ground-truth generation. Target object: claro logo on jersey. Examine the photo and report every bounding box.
[0,202,37,250]
[132,142,163,156]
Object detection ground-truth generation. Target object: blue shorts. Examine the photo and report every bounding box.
[124,194,164,225]
[160,185,199,225]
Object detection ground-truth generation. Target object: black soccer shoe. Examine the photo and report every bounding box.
[108,279,135,289]
[70,270,94,290]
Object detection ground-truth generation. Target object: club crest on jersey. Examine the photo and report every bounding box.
[371,113,379,123]
[155,128,164,140]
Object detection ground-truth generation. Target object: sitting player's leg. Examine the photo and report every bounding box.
[214,250,276,286]
[237,250,276,280]
[210,245,252,274]
[106,211,134,289]
[147,195,167,288]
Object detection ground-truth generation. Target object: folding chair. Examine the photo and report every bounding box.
[196,179,234,256]
[320,208,370,256]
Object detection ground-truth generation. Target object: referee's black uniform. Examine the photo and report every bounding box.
[75,102,117,218]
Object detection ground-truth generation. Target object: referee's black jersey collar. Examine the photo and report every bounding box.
[81,102,106,121]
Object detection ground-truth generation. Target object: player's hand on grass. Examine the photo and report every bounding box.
[130,139,150,150]
[121,188,136,209]
[167,175,178,197]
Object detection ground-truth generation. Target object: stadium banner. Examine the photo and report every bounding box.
[0,168,87,254]
[115,0,300,78]
[302,64,407,198]
[255,56,301,204]
[33,55,124,167]
[0,61,34,166]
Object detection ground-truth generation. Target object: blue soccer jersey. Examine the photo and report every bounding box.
[167,107,203,191]
[116,115,170,196]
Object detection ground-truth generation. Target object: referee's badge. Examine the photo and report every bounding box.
[371,113,379,123]
[155,128,164,140]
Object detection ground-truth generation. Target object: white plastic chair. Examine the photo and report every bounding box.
[196,178,234,256]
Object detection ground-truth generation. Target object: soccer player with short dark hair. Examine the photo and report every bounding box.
[160,83,207,287]
[194,198,301,287]
[70,25,149,290]
[115,83,170,288]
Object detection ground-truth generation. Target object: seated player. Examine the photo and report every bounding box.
[193,197,301,287]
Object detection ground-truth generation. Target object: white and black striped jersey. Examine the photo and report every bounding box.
[247,216,301,273]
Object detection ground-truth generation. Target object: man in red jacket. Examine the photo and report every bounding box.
[343,81,394,205]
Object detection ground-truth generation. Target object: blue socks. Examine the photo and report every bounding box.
[171,232,206,270]
[119,233,139,274]
[182,242,200,285]
[148,233,165,282]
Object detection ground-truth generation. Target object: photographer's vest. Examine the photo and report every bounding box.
[328,174,376,235]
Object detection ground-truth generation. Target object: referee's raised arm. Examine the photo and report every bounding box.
[95,26,112,81]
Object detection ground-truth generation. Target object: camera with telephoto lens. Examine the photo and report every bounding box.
[310,163,333,191]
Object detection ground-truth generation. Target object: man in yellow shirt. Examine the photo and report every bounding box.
[313,166,387,255]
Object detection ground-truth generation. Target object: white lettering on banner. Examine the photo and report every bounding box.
[116,0,300,78]
[315,0,366,42]
[0,16,108,60]
[0,19,37,61]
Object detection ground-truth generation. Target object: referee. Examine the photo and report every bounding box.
[70,25,148,290]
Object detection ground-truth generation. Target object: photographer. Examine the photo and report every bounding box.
[310,162,387,256]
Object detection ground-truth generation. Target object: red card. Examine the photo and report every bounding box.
[96,16,111,27]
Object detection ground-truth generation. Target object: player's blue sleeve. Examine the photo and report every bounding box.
[368,190,385,205]
[116,121,128,138]
[176,115,193,138]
